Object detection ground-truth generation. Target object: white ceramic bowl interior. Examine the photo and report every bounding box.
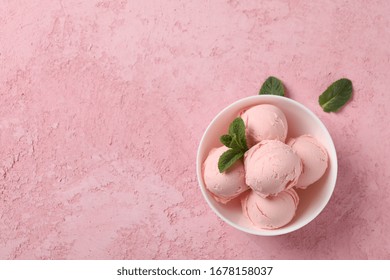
[196,95,337,236]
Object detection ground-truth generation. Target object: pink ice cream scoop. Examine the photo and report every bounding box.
[288,135,328,189]
[244,140,302,197]
[241,189,299,229]
[203,146,249,203]
[240,104,288,147]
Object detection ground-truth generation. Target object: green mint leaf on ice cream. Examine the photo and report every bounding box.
[218,149,244,173]
[235,119,248,151]
[218,117,249,173]
[319,78,353,112]
[259,76,285,96]
[228,117,244,137]
[227,117,248,151]
[219,134,232,147]
[229,134,242,152]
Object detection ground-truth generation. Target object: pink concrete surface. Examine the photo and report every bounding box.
[1,0,390,260]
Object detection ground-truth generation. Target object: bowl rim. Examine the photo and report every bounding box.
[196,95,338,236]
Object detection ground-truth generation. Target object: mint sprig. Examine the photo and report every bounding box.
[319,78,353,112]
[259,76,285,96]
[218,117,248,173]
[218,150,244,173]
[219,134,232,147]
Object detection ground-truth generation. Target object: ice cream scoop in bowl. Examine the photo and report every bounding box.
[196,95,337,236]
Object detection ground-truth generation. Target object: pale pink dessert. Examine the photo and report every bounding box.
[244,140,302,197]
[242,189,299,229]
[288,135,328,189]
[240,104,288,147]
[203,146,249,203]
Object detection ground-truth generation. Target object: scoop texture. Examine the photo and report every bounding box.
[244,140,302,197]
[288,135,328,189]
[242,189,299,229]
[240,104,288,147]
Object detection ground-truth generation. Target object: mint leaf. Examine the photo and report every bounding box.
[229,117,247,148]
[220,134,232,147]
[319,78,352,112]
[228,117,244,136]
[236,121,248,151]
[259,76,285,96]
[218,149,244,173]
[229,134,242,151]
[219,117,248,173]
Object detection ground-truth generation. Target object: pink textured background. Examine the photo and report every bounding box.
[1,0,390,259]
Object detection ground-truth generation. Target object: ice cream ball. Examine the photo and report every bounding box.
[203,146,250,203]
[244,140,302,197]
[241,189,299,229]
[288,135,328,189]
[240,104,288,147]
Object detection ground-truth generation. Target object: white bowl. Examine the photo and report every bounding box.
[196,95,337,236]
